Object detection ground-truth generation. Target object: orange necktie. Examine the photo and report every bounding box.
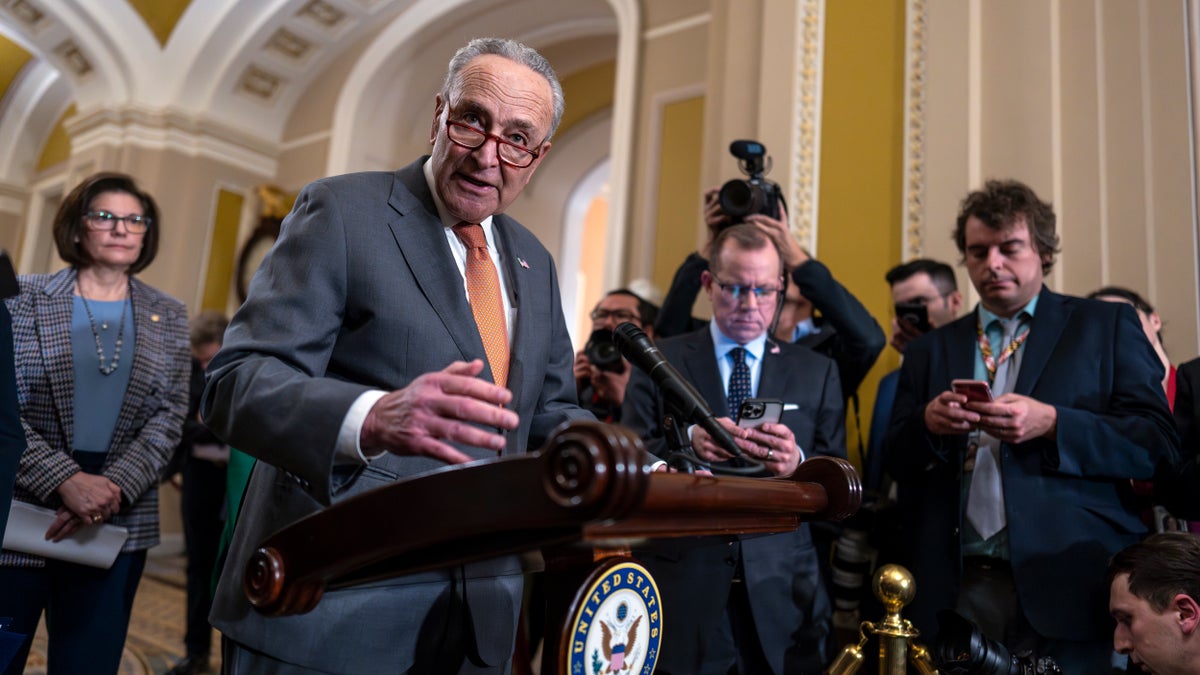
[453,222,509,387]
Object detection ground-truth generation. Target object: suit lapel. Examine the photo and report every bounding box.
[1012,287,1066,396]
[108,278,158,456]
[679,330,728,416]
[384,163,492,378]
[943,311,979,383]
[40,270,76,448]
[756,342,792,403]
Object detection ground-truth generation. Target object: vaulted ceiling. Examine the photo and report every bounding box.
[0,0,621,185]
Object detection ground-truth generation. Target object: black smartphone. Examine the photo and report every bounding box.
[894,301,932,333]
[737,398,784,429]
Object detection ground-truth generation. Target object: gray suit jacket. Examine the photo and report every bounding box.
[621,328,845,674]
[203,158,589,672]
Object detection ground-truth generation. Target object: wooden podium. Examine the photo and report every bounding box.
[241,421,861,672]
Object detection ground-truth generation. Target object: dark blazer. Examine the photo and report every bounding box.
[0,300,22,543]
[621,327,845,675]
[1160,357,1200,518]
[203,159,590,672]
[883,287,1179,640]
[3,268,190,565]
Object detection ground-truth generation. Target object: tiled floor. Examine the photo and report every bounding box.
[21,552,221,675]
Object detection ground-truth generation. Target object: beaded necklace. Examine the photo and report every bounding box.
[78,280,129,376]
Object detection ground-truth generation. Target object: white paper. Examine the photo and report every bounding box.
[2,501,129,569]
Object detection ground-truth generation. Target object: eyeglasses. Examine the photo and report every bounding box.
[83,211,152,233]
[590,308,640,323]
[445,120,541,168]
[711,275,783,302]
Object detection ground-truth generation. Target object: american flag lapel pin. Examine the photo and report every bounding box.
[517,257,529,269]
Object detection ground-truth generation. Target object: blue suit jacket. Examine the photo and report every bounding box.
[204,158,589,672]
[883,287,1179,640]
[621,328,845,675]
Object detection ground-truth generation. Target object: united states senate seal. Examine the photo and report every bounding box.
[563,558,662,674]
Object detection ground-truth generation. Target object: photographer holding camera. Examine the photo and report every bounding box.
[655,141,884,408]
[573,289,657,422]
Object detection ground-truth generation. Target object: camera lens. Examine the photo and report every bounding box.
[718,179,759,221]
[584,329,624,373]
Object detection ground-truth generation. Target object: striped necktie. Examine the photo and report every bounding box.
[453,222,509,387]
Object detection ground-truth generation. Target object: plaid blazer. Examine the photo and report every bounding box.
[2,268,189,567]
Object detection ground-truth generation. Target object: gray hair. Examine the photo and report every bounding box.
[442,37,565,141]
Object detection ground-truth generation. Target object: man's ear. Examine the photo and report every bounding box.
[948,290,964,313]
[430,94,446,144]
[1175,594,1200,635]
[700,270,713,291]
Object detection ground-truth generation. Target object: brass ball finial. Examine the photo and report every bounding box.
[873,564,916,614]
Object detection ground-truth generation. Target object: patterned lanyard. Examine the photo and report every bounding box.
[976,315,1030,385]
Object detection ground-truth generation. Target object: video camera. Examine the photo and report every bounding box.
[718,140,783,223]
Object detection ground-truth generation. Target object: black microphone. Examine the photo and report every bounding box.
[613,322,746,461]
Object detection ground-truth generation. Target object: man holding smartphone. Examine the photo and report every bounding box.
[622,224,845,675]
[883,179,1178,673]
[865,259,963,492]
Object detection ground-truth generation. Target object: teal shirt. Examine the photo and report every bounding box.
[71,297,134,453]
[961,295,1039,560]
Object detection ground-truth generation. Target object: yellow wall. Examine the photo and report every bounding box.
[653,96,706,295]
[0,35,30,97]
[202,189,244,311]
[556,60,616,139]
[818,0,907,469]
[128,0,192,47]
[36,106,75,171]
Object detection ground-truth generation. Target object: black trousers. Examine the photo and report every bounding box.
[180,457,227,656]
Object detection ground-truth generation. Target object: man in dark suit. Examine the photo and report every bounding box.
[1160,357,1200,521]
[202,38,590,674]
[884,179,1179,672]
[0,252,21,543]
[623,224,845,675]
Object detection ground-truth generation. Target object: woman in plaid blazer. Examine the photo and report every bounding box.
[0,173,190,675]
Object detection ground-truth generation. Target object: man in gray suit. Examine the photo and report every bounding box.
[202,38,590,674]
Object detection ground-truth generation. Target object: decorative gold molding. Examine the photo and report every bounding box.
[902,0,928,259]
[789,0,824,250]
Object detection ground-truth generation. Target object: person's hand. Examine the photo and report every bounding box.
[923,390,981,435]
[573,350,592,393]
[890,316,925,354]
[967,394,1057,444]
[54,471,123,530]
[701,187,731,258]
[588,360,631,407]
[45,506,86,542]
[744,203,808,269]
[692,418,801,476]
[738,422,802,476]
[360,359,518,465]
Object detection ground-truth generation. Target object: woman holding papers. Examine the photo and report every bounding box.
[0,172,189,675]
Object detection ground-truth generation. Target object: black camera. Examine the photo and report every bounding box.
[718,140,783,223]
[583,328,624,373]
[933,610,1063,675]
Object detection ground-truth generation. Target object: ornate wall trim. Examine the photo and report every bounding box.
[789,0,825,251]
[902,0,928,259]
